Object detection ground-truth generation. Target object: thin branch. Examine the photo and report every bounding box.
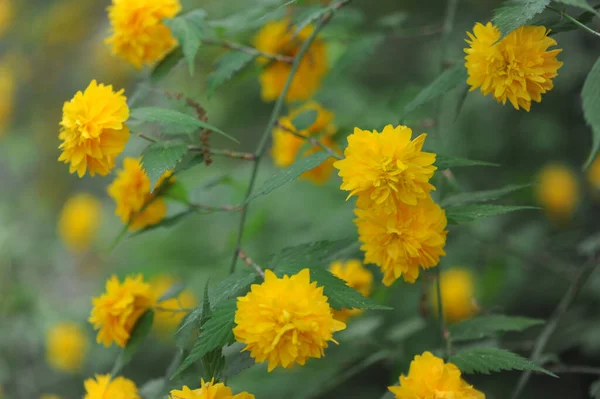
[188,203,240,212]
[544,365,600,376]
[188,145,257,160]
[153,306,194,313]
[435,267,452,358]
[136,133,158,143]
[547,6,600,39]
[238,249,265,278]
[276,122,343,160]
[202,38,294,64]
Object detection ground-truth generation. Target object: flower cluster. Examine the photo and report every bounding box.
[329,259,373,322]
[169,379,254,399]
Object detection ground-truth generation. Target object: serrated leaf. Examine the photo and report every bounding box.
[207,52,255,97]
[175,306,202,349]
[449,315,544,342]
[151,48,184,82]
[158,283,186,302]
[492,0,550,37]
[163,180,190,204]
[112,310,154,376]
[401,65,468,119]
[222,347,255,379]
[165,10,207,75]
[441,184,531,207]
[141,141,188,190]
[553,0,599,16]
[246,151,330,204]
[446,204,538,223]
[449,347,557,377]
[435,155,500,169]
[208,271,259,309]
[583,57,600,168]
[529,10,595,34]
[268,238,357,269]
[291,109,318,131]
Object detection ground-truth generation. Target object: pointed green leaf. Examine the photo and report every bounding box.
[583,57,600,168]
[291,109,318,131]
[449,347,557,377]
[208,270,259,309]
[158,283,186,303]
[553,0,600,17]
[151,48,184,82]
[449,315,544,342]
[268,238,357,269]
[112,310,154,376]
[446,204,539,223]
[165,10,207,75]
[133,209,196,236]
[492,0,550,37]
[141,141,188,190]
[435,155,500,169]
[175,307,202,349]
[441,184,531,207]
[207,52,255,97]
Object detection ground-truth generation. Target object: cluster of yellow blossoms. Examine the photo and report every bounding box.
[170,379,255,399]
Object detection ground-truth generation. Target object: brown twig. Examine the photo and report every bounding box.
[276,122,343,160]
[202,38,294,64]
[238,249,265,278]
[188,145,257,160]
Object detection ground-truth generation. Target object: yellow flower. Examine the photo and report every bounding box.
[57,194,102,253]
[355,196,447,286]
[0,0,13,39]
[535,163,579,220]
[389,351,485,399]
[0,63,15,138]
[58,80,130,177]
[108,158,172,231]
[253,19,328,102]
[169,379,255,399]
[46,322,88,373]
[334,125,437,214]
[89,275,156,348]
[84,374,140,399]
[233,269,345,371]
[271,102,339,184]
[106,0,181,69]
[464,22,562,111]
[151,275,197,336]
[329,259,373,322]
[431,268,478,324]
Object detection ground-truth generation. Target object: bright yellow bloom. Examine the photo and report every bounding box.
[465,23,562,111]
[536,163,579,220]
[46,322,88,373]
[89,275,156,347]
[253,19,328,102]
[355,196,447,286]
[57,194,102,252]
[169,379,254,399]
[587,156,600,197]
[106,0,181,69]
[84,374,140,399]
[389,351,485,399]
[234,269,345,371]
[0,0,13,39]
[334,125,437,214]
[108,158,172,231]
[329,259,373,322]
[151,275,197,336]
[431,268,478,324]
[58,80,130,177]
[0,63,15,137]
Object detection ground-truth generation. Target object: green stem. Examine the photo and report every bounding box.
[548,6,600,39]
[435,266,451,358]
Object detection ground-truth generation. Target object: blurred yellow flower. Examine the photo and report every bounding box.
[389,351,485,399]
[355,196,447,286]
[253,19,328,102]
[108,158,172,231]
[170,379,255,399]
[151,275,197,336]
[329,259,373,322]
[536,163,579,220]
[0,63,15,138]
[334,125,437,214]
[234,269,345,371]
[46,322,88,373]
[0,0,13,39]
[106,0,181,69]
[58,80,130,177]
[89,275,156,347]
[465,22,562,111]
[57,194,102,253]
[84,374,139,399]
[587,156,600,196]
[431,268,478,324]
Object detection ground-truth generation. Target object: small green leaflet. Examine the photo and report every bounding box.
[268,238,357,269]
[222,349,255,379]
[449,347,557,377]
[151,48,184,83]
[553,0,600,18]
[246,151,330,204]
[449,315,544,342]
[207,52,256,97]
[291,109,318,131]
[441,184,531,207]
[401,65,468,119]
[582,57,600,168]
[158,283,186,302]
[446,204,538,224]
[435,155,499,169]
[111,310,154,376]
[141,141,188,190]
[175,307,202,349]
[492,0,550,37]
[165,10,207,75]
[208,270,259,309]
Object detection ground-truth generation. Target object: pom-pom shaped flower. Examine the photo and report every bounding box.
[106,0,181,69]
[151,275,197,336]
[58,80,130,177]
[464,23,562,111]
[58,193,102,253]
[389,351,485,399]
[169,379,255,399]
[89,275,156,347]
[431,268,478,324]
[253,19,328,102]
[329,259,373,322]
[108,157,172,231]
[84,374,140,399]
[46,322,88,373]
[355,196,447,285]
[233,269,345,371]
[335,125,436,214]
[535,163,579,220]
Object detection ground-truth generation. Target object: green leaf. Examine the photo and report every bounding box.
[151,48,184,82]
[133,209,196,236]
[246,151,331,204]
[141,141,188,190]
[401,65,468,119]
[207,52,256,97]
[209,271,259,309]
[203,348,226,380]
[553,0,599,16]
[449,315,544,342]
[449,347,557,377]
[175,307,202,349]
[435,155,500,169]
[294,6,331,36]
[130,107,238,143]
[492,0,550,37]
[268,238,357,269]
[529,9,595,34]
[291,109,318,131]
[222,348,255,379]
[446,204,539,224]
[590,379,600,399]
[163,180,190,204]
[173,300,237,378]
[441,184,531,207]
[583,57,600,168]
[158,283,186,302]
[112,310,154,376]
[165,10,207,75]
